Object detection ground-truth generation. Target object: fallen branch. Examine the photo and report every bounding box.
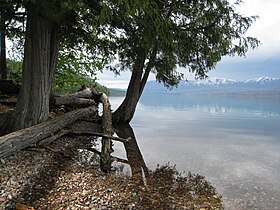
[69,87,93,98]
[49,87,96,110]
[99,92,114,172]
[37,129,69,146]
[85,147,129,164]
[0,106,97,159]
[67,131,131,143]
[53,96,95,107]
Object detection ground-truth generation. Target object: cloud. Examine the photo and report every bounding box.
[97,79,129,89]
[97,0,280,87]
[236,0,280,57]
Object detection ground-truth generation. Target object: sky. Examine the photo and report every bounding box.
[96,0,280,89]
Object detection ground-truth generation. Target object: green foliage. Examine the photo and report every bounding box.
[2,0,113,95]
[2,0,260,93]
[39,0,116,94]
[107,0,260,87]
[52,42,107,94]
[52,71,93,94]
[0,0,26,41]
[6,59,22,84]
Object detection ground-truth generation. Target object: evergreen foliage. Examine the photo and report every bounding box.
[106,0,260,87]
[1,0,260,126]
[1,0,111,94]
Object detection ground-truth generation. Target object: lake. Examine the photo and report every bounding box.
[110,93,280,209]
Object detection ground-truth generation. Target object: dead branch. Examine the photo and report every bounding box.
[99,92,114,172]
[37,129,70,146]
[67,131,131,143]
[0,106,97,159]
[85,147,129,164]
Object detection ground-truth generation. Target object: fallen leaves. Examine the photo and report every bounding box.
[16,203,35,210]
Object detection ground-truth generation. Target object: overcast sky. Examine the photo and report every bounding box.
[97,0,280,88]
[208,0,280,80]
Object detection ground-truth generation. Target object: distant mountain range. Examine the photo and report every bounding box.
[143,77,280,95]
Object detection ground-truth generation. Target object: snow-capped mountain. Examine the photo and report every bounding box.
[195,77,238,86]
[244,76,280,84]
[143,77,280,94]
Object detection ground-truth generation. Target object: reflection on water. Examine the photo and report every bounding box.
[111,124,223,209]
[110,94,280,209]
[114,124,149,182]
[140,93,280,117]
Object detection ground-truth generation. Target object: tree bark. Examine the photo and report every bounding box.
[51,95,96,108]
[100,93,114,172]
[112,48,156,125]
[0,22,7,80]
[5,4,60,132]
[112,52,146,125]
[49,88,97,109]
[72,87,94,98]
[0,106,97,159]
[113,70,142,124]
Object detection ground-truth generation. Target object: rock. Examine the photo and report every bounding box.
[9,179,17,186]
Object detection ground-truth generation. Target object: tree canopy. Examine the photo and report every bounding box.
[108,0,259,86]
[1,0,113,91]
[103,0,260,123]
[0,0,260,129]
[0,0,113,131]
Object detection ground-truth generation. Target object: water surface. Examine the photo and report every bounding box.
[110,93,280,209]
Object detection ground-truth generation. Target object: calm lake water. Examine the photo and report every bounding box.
[110,93,280,209]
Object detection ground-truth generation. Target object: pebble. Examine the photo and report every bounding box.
[0,129,226,209]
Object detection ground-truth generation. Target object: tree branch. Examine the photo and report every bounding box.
[67,131,131,143]
[85,147,129,164]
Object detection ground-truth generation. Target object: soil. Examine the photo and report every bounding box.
[0,95,223,210]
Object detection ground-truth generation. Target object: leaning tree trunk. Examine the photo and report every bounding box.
[112,48,156,125]
[112,69,143,124]
[112,50,148,125]
[5,4,60,132]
